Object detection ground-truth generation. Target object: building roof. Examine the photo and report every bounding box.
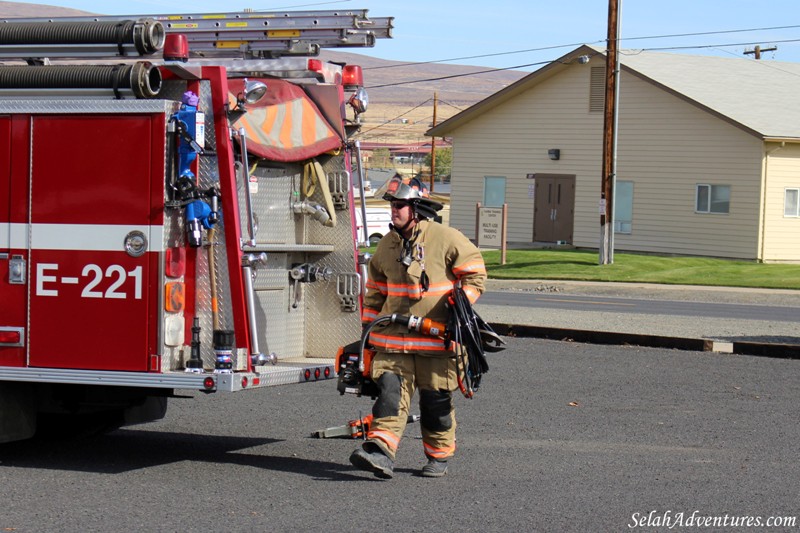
[427,45,800,141]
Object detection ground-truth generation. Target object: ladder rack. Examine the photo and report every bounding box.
[3,10,394,59]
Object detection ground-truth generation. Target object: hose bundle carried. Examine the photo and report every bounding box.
[356,282,505,399]
[447,281,505,398]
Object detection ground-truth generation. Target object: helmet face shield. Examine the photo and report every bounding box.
[375,174,442,220]
[379,175,423,201]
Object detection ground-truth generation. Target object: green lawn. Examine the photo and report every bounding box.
[481,249,800,289]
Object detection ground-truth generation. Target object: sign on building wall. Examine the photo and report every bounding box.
[475,203,508,265]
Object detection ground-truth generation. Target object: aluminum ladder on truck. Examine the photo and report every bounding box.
[2,10,394,59]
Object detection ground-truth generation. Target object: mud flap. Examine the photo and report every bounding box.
[0,382,37,443]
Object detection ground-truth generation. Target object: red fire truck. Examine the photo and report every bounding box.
[0,10,391,442]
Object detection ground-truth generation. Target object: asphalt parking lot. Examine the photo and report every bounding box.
[1,337,797,532]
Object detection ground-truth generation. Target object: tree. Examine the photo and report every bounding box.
[369,148,391,168]
[423,147,452,181]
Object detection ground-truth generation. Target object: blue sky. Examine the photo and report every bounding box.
[15,0,800,69]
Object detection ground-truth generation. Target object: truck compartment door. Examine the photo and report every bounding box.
[28,115,162,371]
[0,115,27,367]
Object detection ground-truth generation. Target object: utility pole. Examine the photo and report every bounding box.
[430,92,438,193]
[600,0,621,265]
[744,45,777,59]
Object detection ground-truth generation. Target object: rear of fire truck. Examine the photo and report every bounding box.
[0,10,392,443]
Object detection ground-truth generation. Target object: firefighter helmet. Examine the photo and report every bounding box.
[377,175,443,220]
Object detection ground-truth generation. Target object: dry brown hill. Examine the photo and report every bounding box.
[0,0,91,17]
[2,2,527,142]
[319,50,526,144]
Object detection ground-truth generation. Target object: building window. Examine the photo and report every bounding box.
[614,181,633,234]
[483,176,506,207]
[696,184,730,214]
[785,188,800,217]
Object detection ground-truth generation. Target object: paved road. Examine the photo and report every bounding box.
[1,338,797,532]
[479,290,800,322]
[477,280,800,347]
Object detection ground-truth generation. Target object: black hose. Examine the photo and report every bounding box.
[0,62,162,98]
[0,19,164,55]
[358,315,392,373]
[447,283,490,396]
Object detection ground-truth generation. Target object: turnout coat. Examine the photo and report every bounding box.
[361,219,487,355]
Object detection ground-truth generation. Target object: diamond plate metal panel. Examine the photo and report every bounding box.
[239,169,296,245]
[0,99,174,114]
[303,156,361,357]
[253,288,305,359]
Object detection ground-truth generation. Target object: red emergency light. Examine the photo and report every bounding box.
[342,65,363,89]
[163,34,190,62]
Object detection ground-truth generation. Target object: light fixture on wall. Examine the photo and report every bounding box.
[548,149,560,161]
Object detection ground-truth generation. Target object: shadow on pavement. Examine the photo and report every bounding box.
[0,429,362,481]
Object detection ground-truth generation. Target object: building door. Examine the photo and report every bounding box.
[533,174,575,243]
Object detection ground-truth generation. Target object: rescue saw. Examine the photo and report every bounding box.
[311,413,420,439]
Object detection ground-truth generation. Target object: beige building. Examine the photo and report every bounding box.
[427,45,800,262]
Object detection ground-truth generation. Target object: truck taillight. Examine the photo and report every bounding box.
[342,65,363,89]
[0,329,22,346]
[307,58,323,73]
[166,247,186,278]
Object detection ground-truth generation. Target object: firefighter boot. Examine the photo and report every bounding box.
[421,458,448,478]
[349,442,394,479]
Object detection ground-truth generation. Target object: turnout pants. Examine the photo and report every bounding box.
[366,351,458,461]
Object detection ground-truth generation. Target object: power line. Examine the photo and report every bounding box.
[367,61,547,89]
[640,37,800,53]
[366,36,800,90]
[623,24,800,42]
[438,99,466,112]
[364,24,800,71]
[358,98,433,135]
[365,41,602,70]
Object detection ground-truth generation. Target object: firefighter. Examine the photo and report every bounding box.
[349,174,487,478]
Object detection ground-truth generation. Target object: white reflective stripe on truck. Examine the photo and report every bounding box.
[0,223,164,252]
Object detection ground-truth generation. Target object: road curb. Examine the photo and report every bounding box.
[489,323,800,360]
[731,341,800,360]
